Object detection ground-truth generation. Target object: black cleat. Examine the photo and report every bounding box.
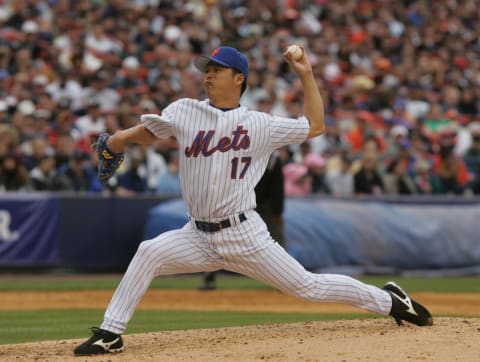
[383,281,433,327]
[74,327,124,356]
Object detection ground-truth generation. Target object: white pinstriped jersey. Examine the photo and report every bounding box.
[141,98,310,220]
[100,98,393,336]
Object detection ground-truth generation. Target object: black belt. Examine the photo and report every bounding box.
[195,213,247,233]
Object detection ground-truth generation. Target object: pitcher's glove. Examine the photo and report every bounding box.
[92,133,124,184]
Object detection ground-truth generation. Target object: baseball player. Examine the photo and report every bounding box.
[74,46,432,356]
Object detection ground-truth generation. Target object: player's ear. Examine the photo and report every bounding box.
[233,71,245,87]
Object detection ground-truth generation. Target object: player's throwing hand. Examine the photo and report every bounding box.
[283,45,311,76]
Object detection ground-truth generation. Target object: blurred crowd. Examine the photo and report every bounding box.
[1,0,480,197]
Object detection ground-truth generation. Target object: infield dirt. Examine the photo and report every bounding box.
[1,317,479,361]
[0,289,479,361]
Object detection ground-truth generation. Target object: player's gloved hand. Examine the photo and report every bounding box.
[92,133,124,184]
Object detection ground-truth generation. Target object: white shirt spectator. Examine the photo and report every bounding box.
[144,147,168,192]
[82,87,120,113]
[75,114,106,140]
[47,78,84,112]
[326,156,354,197]
[84,25,122,55]
[326,169,354,197]
[405,99,430,120]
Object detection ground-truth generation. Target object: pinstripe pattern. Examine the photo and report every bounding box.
[101,99,392,335]
[102,223,224,333]
[142,99,309,220]
[101,211,391,334]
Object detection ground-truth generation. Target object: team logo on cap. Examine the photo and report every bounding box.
[211,48,220,56]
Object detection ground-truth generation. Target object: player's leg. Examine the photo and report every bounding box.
[74,223,221,355]
[220,212,431,325]
[101,224,221,334]
[231,243,391,314]
[218,211,387,314]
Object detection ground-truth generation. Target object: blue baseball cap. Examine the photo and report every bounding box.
[194,46,249,80]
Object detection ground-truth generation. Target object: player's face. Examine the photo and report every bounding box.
[204,63,243,102]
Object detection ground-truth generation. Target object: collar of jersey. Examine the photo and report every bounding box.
[209,101,240,112]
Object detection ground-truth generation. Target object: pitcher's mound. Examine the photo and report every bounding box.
[2,317,478,362]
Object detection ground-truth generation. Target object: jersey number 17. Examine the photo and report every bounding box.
[231,156,251,179]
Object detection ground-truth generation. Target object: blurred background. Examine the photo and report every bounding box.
[0,0,479,276]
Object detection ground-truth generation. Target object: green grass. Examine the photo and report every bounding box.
[0,274,479,292]
[1,274,479,345]
[0,309,371,345]
[0,273,267,291]
[358,276,480,293]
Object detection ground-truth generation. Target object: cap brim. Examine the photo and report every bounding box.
[194,56,231,72]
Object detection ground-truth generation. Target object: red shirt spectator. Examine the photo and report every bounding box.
[347,111,386,154]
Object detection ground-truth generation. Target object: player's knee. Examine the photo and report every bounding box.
[135,238,175,265]
[135,239,158,261]
[291,287,317,301]
[287,275,319,301]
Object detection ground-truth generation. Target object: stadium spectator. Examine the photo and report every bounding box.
[326,153,354,197]
[0,152,29,191]
[115,146,149,196]
[21,136,53,171]
[463,122,480,160]
[29,154,69,191]
[11,100,36,143]
[0,99,8,123]
[309,116,349,157]
[47,98,81,147]
[432,130,470,194]
[31,109,52,138]
[303,153,330,194]
[0,124,18,158]
[46,70,84,113]
[53,133,78,172]
[0,1,479,195]
[383,157,417,195]
[463,123,480,194]
[413,159,440,195]
[354,151,384,195]
[155,150,181,197]
[75,99,106,143]
[82,71,120,113]
[57,150,102,193]
[346,111,386,155]
[283,163,311,197]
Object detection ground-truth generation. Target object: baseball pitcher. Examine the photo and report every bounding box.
[74,46,432,356]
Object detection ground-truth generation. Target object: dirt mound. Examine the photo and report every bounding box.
[1,317,478,361]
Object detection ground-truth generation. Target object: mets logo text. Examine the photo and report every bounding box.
[185,126,250,157]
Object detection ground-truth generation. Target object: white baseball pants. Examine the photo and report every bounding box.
[101,210,392,334]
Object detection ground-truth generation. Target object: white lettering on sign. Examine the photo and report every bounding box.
[0,210,19,242]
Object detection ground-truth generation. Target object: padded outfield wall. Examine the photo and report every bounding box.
[1,193,480,275]
[144,196,480,276]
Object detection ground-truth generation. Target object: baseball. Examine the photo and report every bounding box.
[286,44,303,61]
